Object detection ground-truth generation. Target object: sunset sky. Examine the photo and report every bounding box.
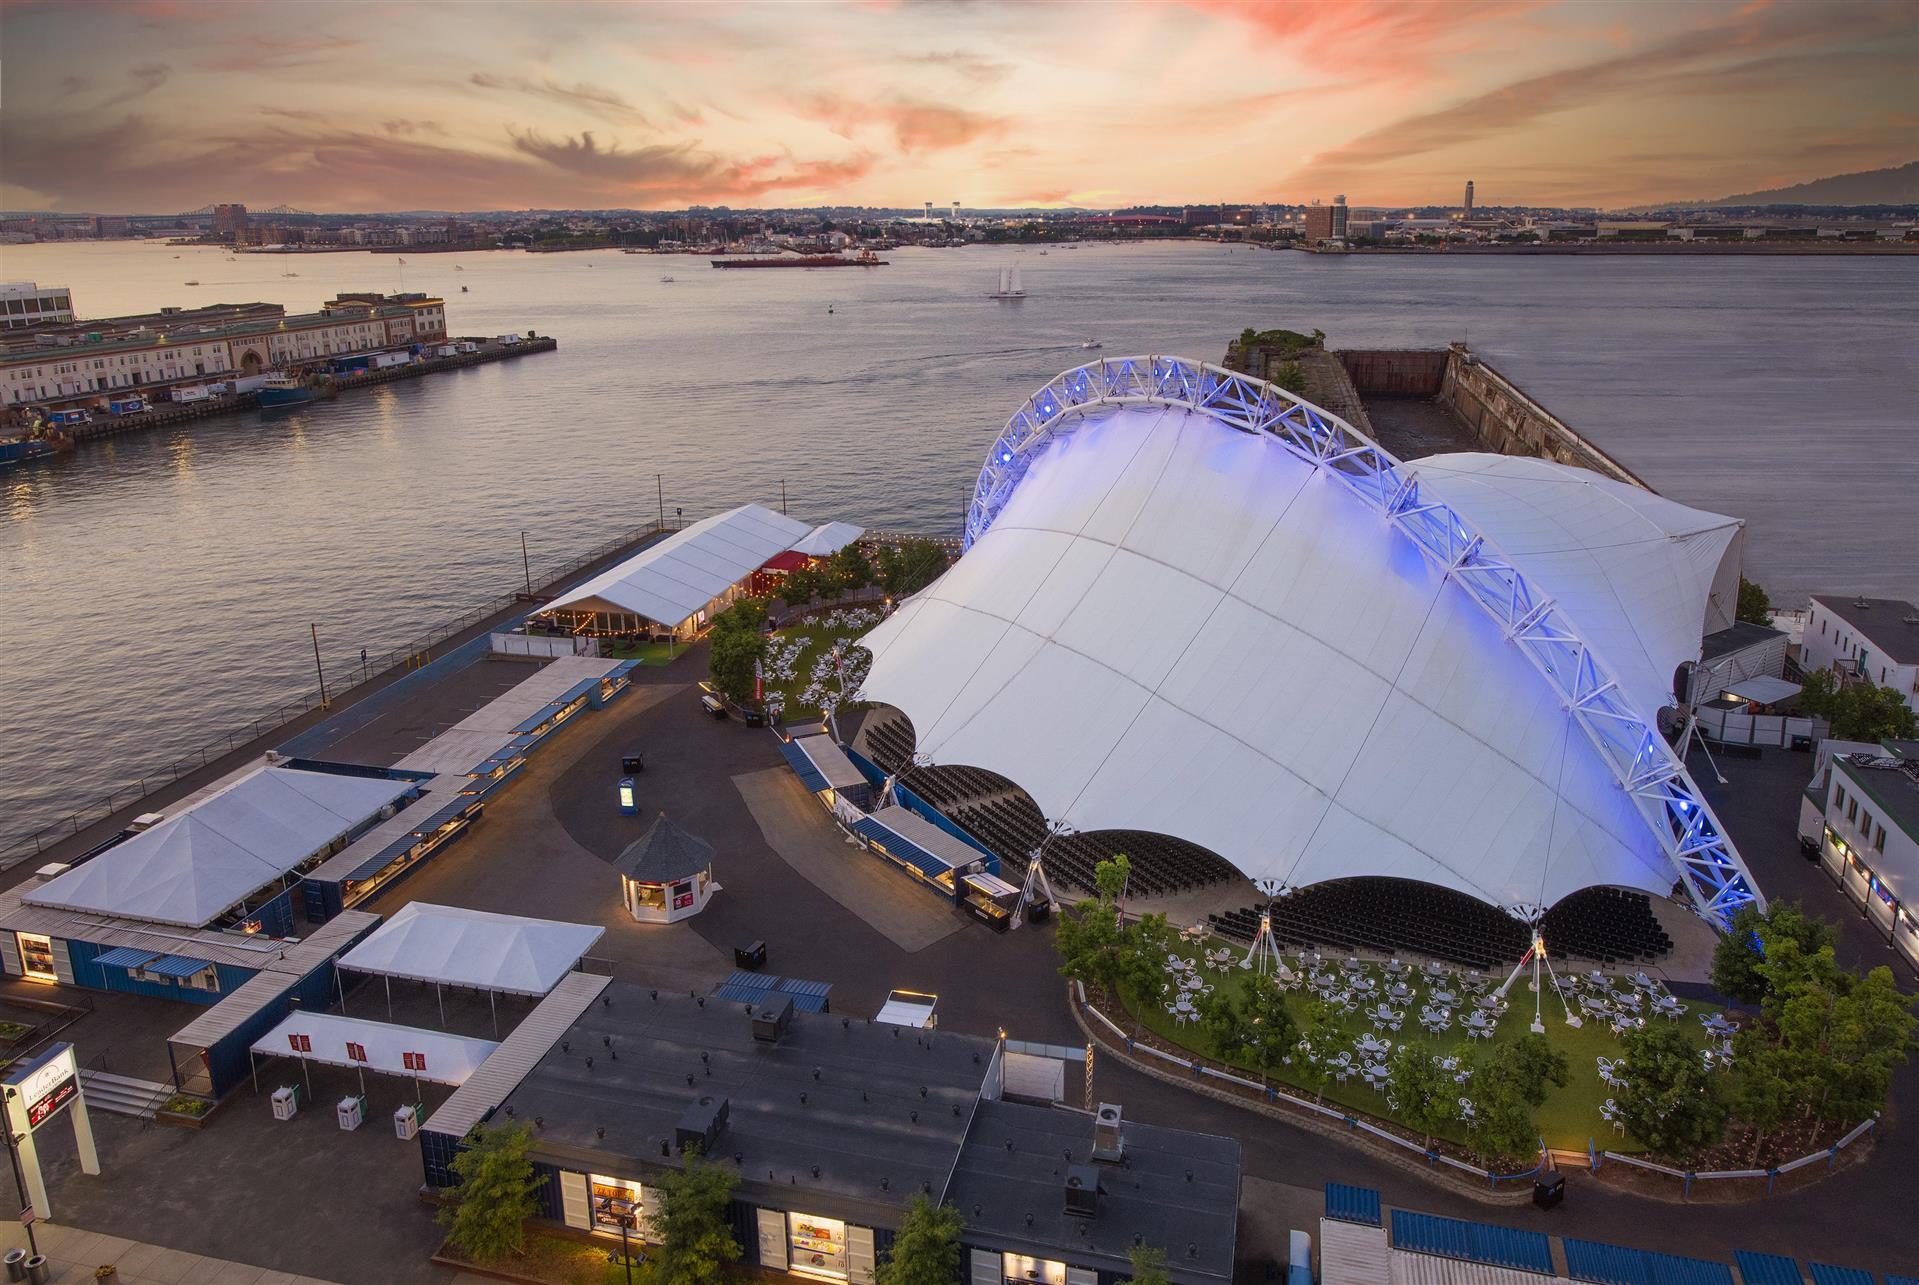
[1,0,1913,213]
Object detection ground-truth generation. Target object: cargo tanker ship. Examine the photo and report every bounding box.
[710,251,888,269]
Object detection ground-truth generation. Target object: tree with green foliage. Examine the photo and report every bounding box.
[1114,911,1179,1015]
[1798,668,1919,741]
[706,600,768,704]
[1736,577,1772,626]
[640,1150,740,1285]
[1053,855,1130,997]
[1125,1244,1172,1285]
[828,543,874,593]
[1616,1023,1728,1158]
[1290,998,1342,1105]
[1727,1041,1798,1163]
[1240,972,1299,1086]
[1768,959,1917,1126]
[876,538,950,598]
[1483,1031,1569,1108]
[1387,1043,1460,1149]
[1274,360,1306,394]
[876,1194,963,1285]
[1463,1060,1542,1166]
[1710,902,1836,1004]
[781,563,825,606]
[1194,982,1247,1063]
[439,1121,545,1263]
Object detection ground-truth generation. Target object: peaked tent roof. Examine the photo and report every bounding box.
[790,521,865,557]
[858,403,1699,913]
[541,503,811,628]
[611,814,714,884]
[25,765,414,928]
[1404,454,1740,722]
[336,902,605,997]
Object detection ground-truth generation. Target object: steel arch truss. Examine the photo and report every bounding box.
[964,355,1763,928]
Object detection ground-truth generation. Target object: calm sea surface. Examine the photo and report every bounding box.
[2,240,1914,847]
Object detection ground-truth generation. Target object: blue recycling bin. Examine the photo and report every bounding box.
[617,776,637,815]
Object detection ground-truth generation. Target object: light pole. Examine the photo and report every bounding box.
[309,623,329,708]
[520,530,533,597]
[2,1089,36,1259]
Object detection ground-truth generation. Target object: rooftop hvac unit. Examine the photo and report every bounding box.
[676,1095,729,1155]
[752,993,794,1044]
[1064,1164,1100,1218]
[33,864,71,880]
[1091,1103,1125,1162]
[130,812,166,832]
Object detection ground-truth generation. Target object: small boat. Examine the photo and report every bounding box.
[184,280,200,286]
[1080,338,1101,349]
[827,304,835,314]
[987,266,1026,300]
[282,271,298,277]
[257,371,334,409]
[1038,249,1048,255]
[659,275,675,283]
[460,285,468,292]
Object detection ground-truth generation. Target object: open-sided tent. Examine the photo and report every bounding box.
[539,504,811,635]
[250,1010,497,1089]
[790,521,865,558]
[24,765,415,928]
[337,903,604,997]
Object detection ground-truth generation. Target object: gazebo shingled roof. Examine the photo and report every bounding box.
[611,814,714,885]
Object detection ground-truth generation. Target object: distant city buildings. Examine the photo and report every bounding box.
[0,293,448,415]
[0,282,75,330]
[1464,180,1475,216]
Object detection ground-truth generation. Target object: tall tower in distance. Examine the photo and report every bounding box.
[924,201,934,221]
[1332,193,1349,240]
[952,201,961,221]
[1464,180,1475,215]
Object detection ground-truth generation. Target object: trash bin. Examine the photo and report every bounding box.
[5,1248,27,1283]
[1533,1173,1565,1210]
[22,1255,47,1285]
[734,940,766,970]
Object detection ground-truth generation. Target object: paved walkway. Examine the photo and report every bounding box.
[1,1223,336,1285]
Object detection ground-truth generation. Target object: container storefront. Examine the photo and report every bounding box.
[754,1208,876,1282]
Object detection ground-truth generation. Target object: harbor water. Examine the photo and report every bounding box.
[3,240,1915,850]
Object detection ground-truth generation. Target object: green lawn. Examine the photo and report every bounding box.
[761,609,883,715]
[1116,943,1721,1154]
[603,639,679,666]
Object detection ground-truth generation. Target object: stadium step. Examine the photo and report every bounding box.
[80,1069,173,1118]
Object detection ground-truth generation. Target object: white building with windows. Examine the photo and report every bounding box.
[1803,596,1919,713]
[1807,740,1919,971]
[0,281,74,329]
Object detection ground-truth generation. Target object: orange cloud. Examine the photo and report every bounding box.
[796,94,1006,153]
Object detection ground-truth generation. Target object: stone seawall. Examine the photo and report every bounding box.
[1437,343,1646,487]
[1338,349,1450,397]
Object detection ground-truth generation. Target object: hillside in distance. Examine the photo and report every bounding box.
[1688,162,1919,207]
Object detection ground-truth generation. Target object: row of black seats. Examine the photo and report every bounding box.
[860,712,916,775]
[1206,880,1676,971]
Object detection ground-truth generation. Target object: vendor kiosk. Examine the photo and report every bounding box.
[612,815,717,924]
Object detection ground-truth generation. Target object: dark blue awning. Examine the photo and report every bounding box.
[93,946,159,970]
[143,954,211,979]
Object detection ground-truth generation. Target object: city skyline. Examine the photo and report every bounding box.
[1,0,1914,214]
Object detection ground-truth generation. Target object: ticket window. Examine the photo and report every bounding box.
[1002,1255,1066,1285]
[629,881,667,912]
[16,933,56,983]
[590,1173,644,1234]
[788,1212,848,1280]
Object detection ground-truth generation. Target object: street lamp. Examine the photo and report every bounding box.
[598,1194,640,1285]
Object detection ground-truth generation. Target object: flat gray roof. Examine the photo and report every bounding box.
[490,981,995,1225]
[948,1100,1239,1283]
[424,972,612,1139]
[1812,596,1919,665]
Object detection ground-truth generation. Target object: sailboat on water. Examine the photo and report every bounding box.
[987,265,1026,300]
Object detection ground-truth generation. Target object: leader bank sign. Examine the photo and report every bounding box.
[7,1044,79,1131]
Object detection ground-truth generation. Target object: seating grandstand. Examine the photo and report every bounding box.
[859,709,1676,967]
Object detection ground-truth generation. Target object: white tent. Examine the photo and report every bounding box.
[790,521,865,557]
[337,903,604,997]
[541,503,811,630]
[858,402,1739,913]
[251,1011,497,1086]
[1405,454,1741,722]
[24,766,415,928]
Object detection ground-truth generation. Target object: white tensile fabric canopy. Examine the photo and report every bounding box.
[24,766,415,928]
[790,521,866,558]
[1404,454,1740,722]
[541,503,811,629]
[337,903,605,997]
[251,1010,498,1086]
[858,403,1739,912]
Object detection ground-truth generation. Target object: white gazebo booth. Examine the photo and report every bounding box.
[612,815,716,924]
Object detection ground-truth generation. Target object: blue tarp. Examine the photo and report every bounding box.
[92,946,159,969]
[143,954,212,979]
[1391,1210,1554,1275]
[1565,1239,1734,1285]
[712,971,831,1014]
[778,738,831,793]
[1809,1266,1877,1285]
[851,815,956,880]
[1734,1252,1804,1285]
[1323,1183,1381,1227]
